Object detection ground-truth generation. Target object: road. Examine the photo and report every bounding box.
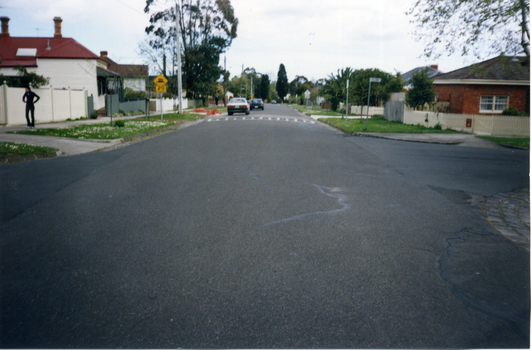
[1,104,529,348]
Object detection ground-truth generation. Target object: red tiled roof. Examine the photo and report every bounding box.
[0,37,99,67]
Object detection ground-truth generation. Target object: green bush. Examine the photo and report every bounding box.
[502,106,528,116]
[434,122,442,130]
[330,96,340,112]
[371,114,386,120]
[114,120,125,127]
[118,109,126,116]
[90,112,98,119]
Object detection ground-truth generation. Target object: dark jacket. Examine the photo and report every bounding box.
[23,91,40,106]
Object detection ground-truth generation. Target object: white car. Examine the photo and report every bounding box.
[227,98,250,115]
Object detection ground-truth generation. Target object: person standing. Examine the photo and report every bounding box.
[23,87,40,128]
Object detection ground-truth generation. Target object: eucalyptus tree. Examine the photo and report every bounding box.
[144,0,239,98]
[407,0,530,59]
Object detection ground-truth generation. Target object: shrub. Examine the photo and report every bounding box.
[90,112,98,119]
[434,122,442,130]
[118,109,126,116]
[330,96,340,112]
[502,106,528,116]
[371,114,386,120]
[114,120,125,127]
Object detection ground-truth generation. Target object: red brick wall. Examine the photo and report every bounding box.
[434,84,529,114]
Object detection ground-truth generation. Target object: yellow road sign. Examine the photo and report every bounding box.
[155,84,167,93]
[153,74,168,85]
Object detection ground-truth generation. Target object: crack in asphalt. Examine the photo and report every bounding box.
[260,184,350,227]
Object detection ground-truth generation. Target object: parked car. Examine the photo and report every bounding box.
[227,98,250,115]
[249,99,264,110]
[272,100,277,104]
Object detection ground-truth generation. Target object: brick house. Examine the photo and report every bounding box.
[432,56,530,115]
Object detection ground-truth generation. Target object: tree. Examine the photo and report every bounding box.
[405,68,436,110]
[276,64,288,102]
[320,68,403,111]
[0,65,50,88]
[144,0,239,98]
[289,75,314,103]
[407,0,530,59]
[259,74,270,100]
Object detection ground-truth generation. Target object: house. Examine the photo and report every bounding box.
[402,65,441,89]
[0,16,111,109]
[432,56,530,115]
[99,51,148,92]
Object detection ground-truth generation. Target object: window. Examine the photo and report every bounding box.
[480,95,508,113]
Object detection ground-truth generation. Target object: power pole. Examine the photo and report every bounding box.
[224,56,227,106]
[175,1,183,114]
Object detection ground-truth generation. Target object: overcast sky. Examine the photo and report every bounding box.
[3,0,487,82]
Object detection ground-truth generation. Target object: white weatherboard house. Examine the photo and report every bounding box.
[0,16,110,110]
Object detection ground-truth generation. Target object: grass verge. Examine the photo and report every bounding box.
[288,104,344,116]
[0,142,56,157]
[477,136,530,148]
[321,116,458,134]
[11,120,171,140]
[141,112,205,122]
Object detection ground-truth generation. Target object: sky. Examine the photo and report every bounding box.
[2,0,488,82]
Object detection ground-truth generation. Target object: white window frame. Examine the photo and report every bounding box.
[480,95,509,113]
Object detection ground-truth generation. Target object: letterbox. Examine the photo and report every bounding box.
[466,118,472,128]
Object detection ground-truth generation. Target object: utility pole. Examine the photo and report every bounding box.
[175,1,183,114]
[224,56,227,106]
[240,64,243,97]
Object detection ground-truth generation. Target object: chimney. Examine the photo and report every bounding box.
[100,51,108,60]
[430,64,438,71]
[53,17,62,39]
[0,17,9,38]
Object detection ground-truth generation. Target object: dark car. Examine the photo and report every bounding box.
[249,99,264,110]
[227,98,250,115]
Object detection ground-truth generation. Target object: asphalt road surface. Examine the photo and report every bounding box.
[1,104,529,348]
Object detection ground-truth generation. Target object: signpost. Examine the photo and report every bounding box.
[154,74,168,121]
[345,79,349,123]
[366,78,381,130]
[304,89,310,109]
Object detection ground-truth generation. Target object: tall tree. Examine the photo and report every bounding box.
[144,0,239,98]
[405,68,436,109]
[276,64,289,102]
[407,0,530,59]
[259,74,270,100]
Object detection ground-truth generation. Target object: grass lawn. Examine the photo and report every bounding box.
[11,120,171,140]
[321,116,458,133]
[477,136,530,148]
[142,112,205,122]
[288,104,344,116]
[0,142,56,157]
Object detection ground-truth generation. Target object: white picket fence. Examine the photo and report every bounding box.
[0,83,88,126]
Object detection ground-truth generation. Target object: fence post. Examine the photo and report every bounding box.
[50,85,54,122]
[68,86,72,119]
[2,81,8,125]
[83,87,88,118]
